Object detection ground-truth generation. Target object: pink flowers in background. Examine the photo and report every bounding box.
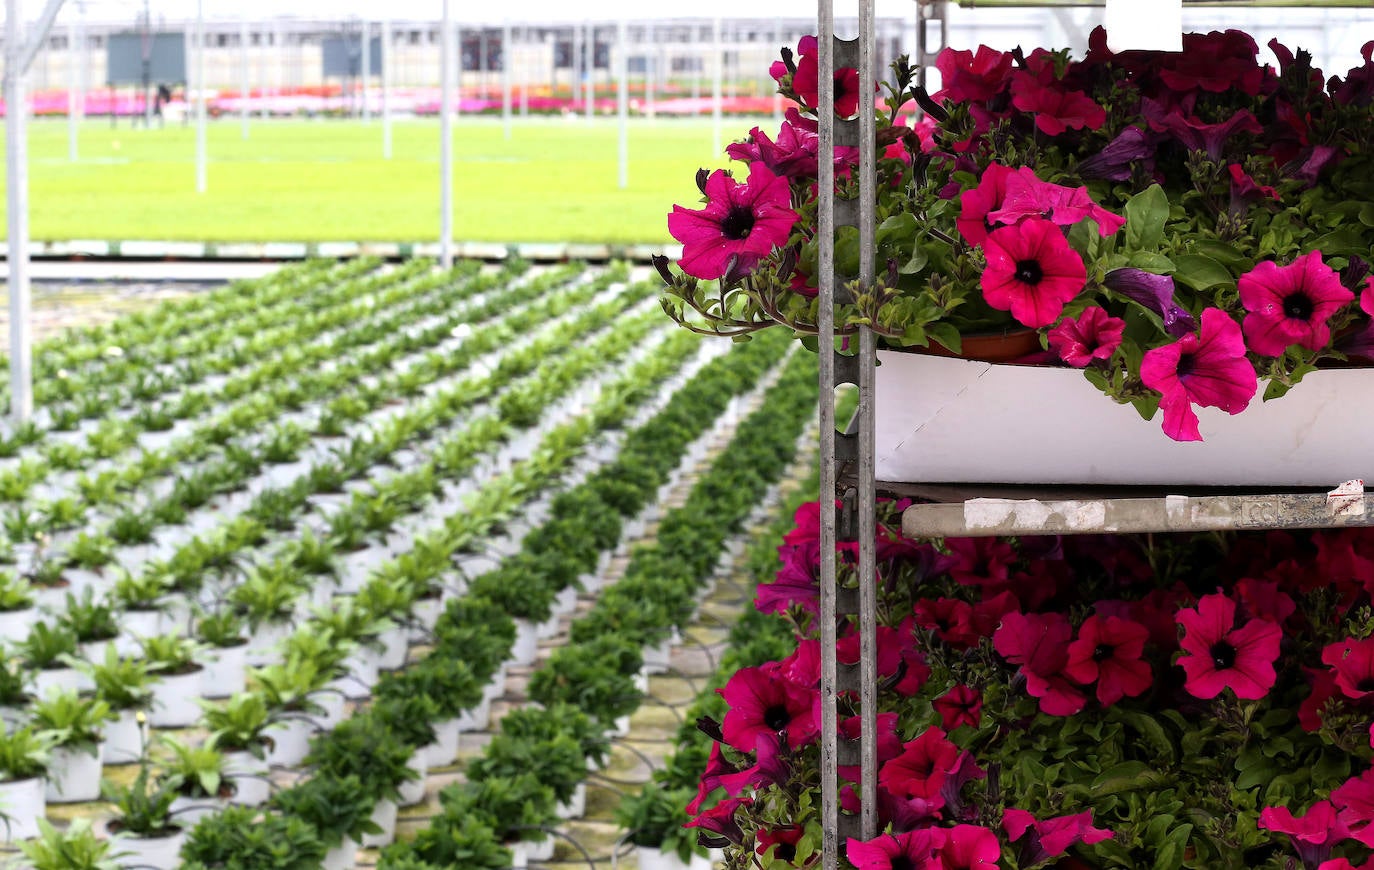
[667,163,798,281]
[980,218,1088,328]
[779,35,861,118]
[1239,251,1354,356]
[1048,307,1125,367]
[1140,308,1258,442]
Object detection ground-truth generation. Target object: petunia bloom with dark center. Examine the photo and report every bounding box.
[1139,308,1257,442]
[1176,592,1282,700]
[668,163,798,282]
[1239,250,1354,356]
[980,218,1087,328]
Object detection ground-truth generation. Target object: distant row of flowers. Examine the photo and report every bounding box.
[684,499,1374,868]
[660,29,1374,441]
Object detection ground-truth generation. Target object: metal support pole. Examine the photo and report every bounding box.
[360,19,371,124]
[195,0,206,193]
[6,0,33,421]
[856,0,879,842]
[711,17,722,156]
[501,20,511,139]
[572,22,582,106]
[616,18,628,189]
[773,17,784,123]
[518,26,528,118]
[68,7,83,161]
[381,13,392,158]
[239,11,250,137]
[816,1,838,868]
[439,0,454,269]
[645,22,656,121]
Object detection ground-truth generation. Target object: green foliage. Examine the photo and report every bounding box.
[181,805,327,870]
[19,819,121,870]
[615,784,700,861]
[269,774,382,847]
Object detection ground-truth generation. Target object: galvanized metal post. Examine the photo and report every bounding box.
[816,5,839,869]
[572,22,582,108]
[439,0,454,269]
[360,18,371,125]
[6,0,34,422]
[68,6,83,161]
[711,17,722,156]
[772,16,783,123]
[584,21,594,120]
[501,19,512,139]
[381,12,392,158]
[194,0,206,194]
[240,10,250,136]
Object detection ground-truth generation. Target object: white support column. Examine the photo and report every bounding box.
[239,10,250,137]
[439,0,454,269]
[195,0,206,193]
[68,8,83,161]
[616,18,628,189]
[572,23,582,110]
[773,17,784,123]
[518,26,528,118]
[501,19,511,139]
[361,19,371,124]
[711,16,722,156]
[583,21,593,120]
[381,13,392,158]
[645,22,656,121]
[6,0,34,421]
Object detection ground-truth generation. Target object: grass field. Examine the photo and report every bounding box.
[5,117,744,244]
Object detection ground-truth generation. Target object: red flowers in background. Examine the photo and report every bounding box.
[784,35,861,118]
[1175,592,1282,700]
[668,163,798,281]
[1064,615,1152,705]
[1139,307,1257,442]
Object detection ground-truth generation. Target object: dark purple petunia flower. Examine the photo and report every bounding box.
[1102,268,1197,337]
[1077,126,1158,181]
[1143,98,1262,160]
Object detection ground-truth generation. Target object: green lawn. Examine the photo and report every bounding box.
[7,117,739,244]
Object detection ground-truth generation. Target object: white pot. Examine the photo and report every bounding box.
[378,629,408,671]
[114,829,186,870]
[32,666,81,700]
[424,717,462,768]
[642,639,673,676]
[266,717,316,768]
[316,685,348,730]
[360,798,397,848]
[246,620,292,667]
[149,667,206,728]
[170,793,224,827]
[116,609,163,655]
[0,777,44,841]
[397,751,428,807]
[457,694,491,733]
[321,836,358,870]
[0,705,30,729]
[553,585,578,616]
[409,596,442,643]
[31,582,74,614]
[509,835,556,866]
[224,749,271,806]
[510,618,539,666]
[876,348,1374,486]
[46,742,104,803]
[341,647,381,699]
[200,643,248,699]
[606,714,631,739]
[556,782,586,820]
[105,708,147,765]
[638,846,694,870]
[536,611,561,641]
[0,607,36,645]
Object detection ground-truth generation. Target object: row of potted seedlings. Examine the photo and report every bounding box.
[170,315,801,869]
[375,339,818,868]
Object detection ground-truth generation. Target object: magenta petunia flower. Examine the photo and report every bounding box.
[1175,592,1282,700]
[755,826,806,865]
[1239,251,1354,356]
[1259,800,1348,869]
[725,108,859,178]
[1139,307,1257,442]
[668,162,798,281]
[878,726,963,807]
[1321,637,1374,701]
[1003,808,1114,866]
[1048,307,1126,367]
[933,684,983,730]
[933,825,1001,869]
[1363,276,1374,316]
[847,829,944,870]
[686,741,740,815]
[717,732,792,797]
[1159,29,1266,95]
[1010,72,1106,136]
[980,218,1088,329]
[683,795,751,845]
[1143,99,1263,160]
[838,712,904,784]
[1332,767,1374,848]
[1064,614,1152,705]
[985,167,1126,237]
[932,45,1014,105]
[790,35,861,118]
[993,611,1086,716]
[718,665,819,751]
[957,162,1015,245]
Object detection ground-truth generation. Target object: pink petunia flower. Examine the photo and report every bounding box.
[933,684,983,730]
[1048,307,1126,367]
[838,712,904,784]
[1319,859,1374,870]
[1003,808,1114,866]
[986,167,1126,237]
[980,218,1088,329]
[914,598,982,649]
[1259,800,1348,868]
[1010,72,1106,136]
[878,726,963,807]
[945,537,1017,589]
[1234,577,1296,625]
[1064,614,1153,705]
[1175,592,1282,700]
[1139,307,1257,442]
[993,611,1086,716]
[932,45,1014,104]
[1321,637,1374,701]
[1332,767,1374,848]
[789,35,861,118]
[718,665,819,751]
[725,108,860,178]
[957,162,1014,245]
[847,829,944,870]
[756,826,806,866]
[1363,276,1374,316]
[683,795,751,845]
[668,163,798,281]
[1239,251,1355,356]
[933,824,1001,869]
